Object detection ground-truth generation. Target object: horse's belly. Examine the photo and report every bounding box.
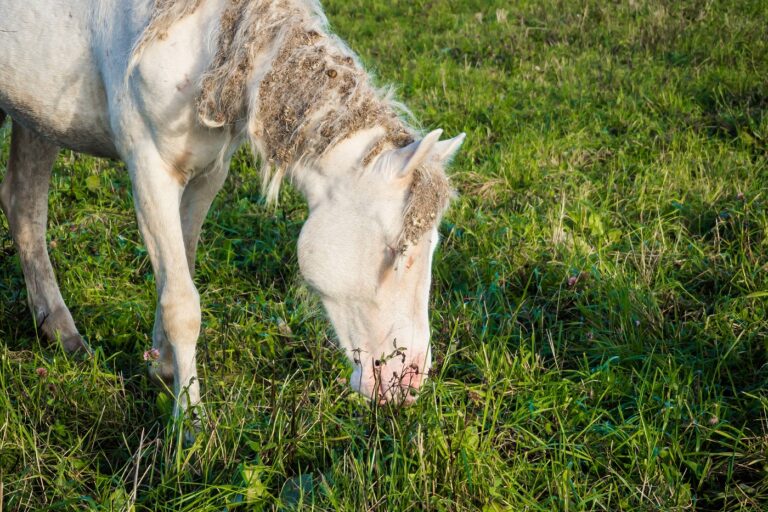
[0,85,117,159]
[0,0,118,158]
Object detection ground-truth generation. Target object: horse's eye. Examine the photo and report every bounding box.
[374,359,382,367]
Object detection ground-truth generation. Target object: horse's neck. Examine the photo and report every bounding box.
[288,126,387,206]
[150,0,412,202]
[242,10,413,203]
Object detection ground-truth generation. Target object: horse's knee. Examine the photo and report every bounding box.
[158,284,201,347]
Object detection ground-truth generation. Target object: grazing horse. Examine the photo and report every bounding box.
[0,0,465,417]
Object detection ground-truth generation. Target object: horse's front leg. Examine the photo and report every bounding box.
[128,150,201,418]
[180,163,230,276]
[148,163,230,387]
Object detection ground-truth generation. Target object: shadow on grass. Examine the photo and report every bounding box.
[688,81,768,159]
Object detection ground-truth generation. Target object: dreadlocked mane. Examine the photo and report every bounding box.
[132,0,452,249]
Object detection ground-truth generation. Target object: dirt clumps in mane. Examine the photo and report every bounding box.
[191,0,414,171]
[133,0,450,244]
[133,0,417,171]
[398,166,452,254]
[197,0,301,127]
[194,0,448,245]
[254,26,415,169]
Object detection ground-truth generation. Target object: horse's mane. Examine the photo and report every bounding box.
[129,0,451,245]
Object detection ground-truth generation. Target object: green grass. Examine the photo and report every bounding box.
[2,0,768,509]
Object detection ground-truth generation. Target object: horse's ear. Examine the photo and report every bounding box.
[431,132,466,164]
[381,129,443,179]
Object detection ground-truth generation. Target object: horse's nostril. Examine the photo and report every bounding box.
[409,363,419,373]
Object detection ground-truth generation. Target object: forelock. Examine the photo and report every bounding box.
[396,164,453,255]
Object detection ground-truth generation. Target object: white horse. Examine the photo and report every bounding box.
[0,0,464,416]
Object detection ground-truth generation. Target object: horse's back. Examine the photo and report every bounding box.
[0,0,125,157]
[0,0,231,167]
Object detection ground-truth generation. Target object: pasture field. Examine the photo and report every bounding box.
[2,0,768,510]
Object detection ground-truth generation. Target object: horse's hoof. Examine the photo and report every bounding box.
[183,427,198,447]
[174,406,205,447]
[62,334,93,356]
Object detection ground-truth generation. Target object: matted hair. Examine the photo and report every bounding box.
[130,0,452,243]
